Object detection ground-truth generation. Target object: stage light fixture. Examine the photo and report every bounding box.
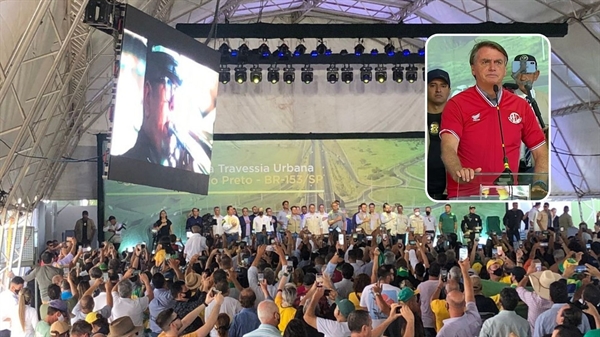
[283,66,295,84]
[278,43,290,58]
[392,66,404,83]
[402,49,411,56]
[294,44,306,56]
[406,65,418,83]
[267,66,280,83]
[234,66,247,83]
[341,66,353,84]
[218,43,230,55]
[326,65,339,84]
[250,66,262,83]
[384,43,395,56]
[340,49,349,56]
[354,43,365,56]
[301,65,314,84]
[259,43,270,57]
[418,48,425,56]
[219,66,231,84]
[316,40,328,55]
[375,66,387,83]
[370,49,379,55]
[360,66,372,83]
[238,43,250,56]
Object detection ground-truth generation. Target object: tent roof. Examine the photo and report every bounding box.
[0,0,598,204]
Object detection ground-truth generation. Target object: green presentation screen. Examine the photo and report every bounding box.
[106,138,509,250]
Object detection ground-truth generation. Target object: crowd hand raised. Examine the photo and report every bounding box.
[388,303,403,320]
[214,292,225,305]
[585,264,600,278]
[453,167,482,183]
[584,301,600,317]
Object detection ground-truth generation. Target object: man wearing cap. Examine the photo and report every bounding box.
[515,268,558,334]
[49,321,70,337]
[461,206,482,244]
[487,259,512,284]
[440,40,548,200]
[103,215,123,251]
[427,69,452,200]
[35,299,69,337]
[123,48,193,170]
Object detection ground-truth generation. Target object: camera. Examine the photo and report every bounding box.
[396,305,403,314]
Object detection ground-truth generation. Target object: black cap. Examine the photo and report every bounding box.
[514,54,537,65]
[469,206,476,209]
[146,50,182,86]
[511,266,527,281]
[427,69,450,87]
[108,216,116,221]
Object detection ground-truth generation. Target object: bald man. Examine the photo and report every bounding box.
[230,288,260,337]
[243,300,281,337]
[436,258,482,337]
[430,278,461,332]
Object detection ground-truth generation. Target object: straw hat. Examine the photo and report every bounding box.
[529,270,562,301]
[107,316,143,337]
[185,272,202,290]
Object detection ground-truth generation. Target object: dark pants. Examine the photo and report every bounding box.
[0,330,10,337]
[424,327,437,337]
[507,229,520,245]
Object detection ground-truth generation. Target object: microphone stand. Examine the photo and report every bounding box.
[523,84,546,129]
[492,84,515,187]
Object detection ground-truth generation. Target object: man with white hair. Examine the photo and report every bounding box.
[243,301,282,337]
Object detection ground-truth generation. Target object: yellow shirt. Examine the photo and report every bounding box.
[348,292,362,310]
[155,249,166,266]
[275,292,297,333]
[431,299,450,332]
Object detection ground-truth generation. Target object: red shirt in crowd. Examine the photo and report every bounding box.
[439,86,545,198]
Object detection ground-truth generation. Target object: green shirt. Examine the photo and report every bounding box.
[35,320,50,337]
[439,212,457,233]
[585,329,600,337]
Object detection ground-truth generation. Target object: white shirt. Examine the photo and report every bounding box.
[93,292,108,311]
[9,305,39,337]
[184,233,208,260]
[103,222,123,243]
[110,292,150,326]
[253,215,272,232]
[0,289,18,331]
[424,215,437,232]
[318,212,329,232]
[206,296,242,337]
[222,215,240,235]
[369,212,380,230]
[359,283,401,328]
[213,215,224,235]
[528,207,540,231]
[380,212,399,235]
[316,317,351,337]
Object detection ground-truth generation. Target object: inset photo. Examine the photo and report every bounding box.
[425,34,551,202]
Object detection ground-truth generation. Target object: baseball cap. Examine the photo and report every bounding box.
[397,267,409,278]
[469,205,476,210]
[486,259,504,270]
[85,311,103,324]
[335,298,356,317]
[50,321,70,335]
[108,215,116,221]
[514,54,537,65]
[48,299,67,313]
[147,47,182,86]
[398,287,418,302]
[427,69,451,87]
[98,263,108,271]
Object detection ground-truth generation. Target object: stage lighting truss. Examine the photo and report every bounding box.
[375,66,387,83]
[301,65,314,84]
[267,65,280,84]
[360,66,373,83]
[326,65,339,84]
[406,65,418,83]
[341,66,353,84]
[392,65,404,83]
[219,65,231,84]
[250,65,262,83]
[283,66,295,84]
[234,65,247,84]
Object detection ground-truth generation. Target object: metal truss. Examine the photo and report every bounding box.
[388,0,434,22]
[546,0,600,23]
[552,100,600,117]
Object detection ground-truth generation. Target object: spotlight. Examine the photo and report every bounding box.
[259,43,270,57]
[340,49,348,56]
[392,66,404,83]
[384,43,395,56]
[238,43,249,56]
[316,40,327,55]
[219,66,231,84]
[301,65,314,84]
[326,65,339,84]
[267,66,279,84]
[402,49,410,56]
[294,44,306,56]
[234,66,247,84]
[418,48,425,56]
[370,49,379,55]
[278,44,290,58]
[283,66,295,84]
[250,66,262,83]
[360,66,372,83]
[218,43,230,55]
[341,66,353,84]
[375,66,387,83]
[354,43,365,56]
[406,65,418,83]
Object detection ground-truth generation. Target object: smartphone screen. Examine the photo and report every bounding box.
[497,246,503,255]
[459,247,468,261]
[102,272,109,282]
[352,234,358,239]
[535,262,542,272]
[560,227,565,232]
[440,269,448,282]
[316,273,323,287]
[492,248,498,256]
[587,244,591,249]
[409,240,417,246]
[576,265,587,273]
[258,273,264,282]
[338,235,344,245]
[512,60,536,73]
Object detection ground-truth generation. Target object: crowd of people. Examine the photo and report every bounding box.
[2,200,600,337]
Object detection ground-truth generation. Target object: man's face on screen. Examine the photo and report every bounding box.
[146,78,175,143]
[427,79,450,105]
[471,46,507,88]
[517,70,540,92]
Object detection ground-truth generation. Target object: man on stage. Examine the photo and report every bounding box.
[427,69,451,200]
[439,40,548,199]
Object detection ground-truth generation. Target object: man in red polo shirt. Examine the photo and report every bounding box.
[439,40,548,199]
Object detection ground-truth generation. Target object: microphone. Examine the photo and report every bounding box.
[493,85,514,186]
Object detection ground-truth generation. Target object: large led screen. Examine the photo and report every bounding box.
[108,6,220,194]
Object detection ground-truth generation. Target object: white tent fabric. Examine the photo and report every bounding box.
[0,0,599,202]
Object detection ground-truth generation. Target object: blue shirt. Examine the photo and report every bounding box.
[534,303,591,337]
[242,323,281,337]
[229,307,261,337]
[149,288,176,333]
